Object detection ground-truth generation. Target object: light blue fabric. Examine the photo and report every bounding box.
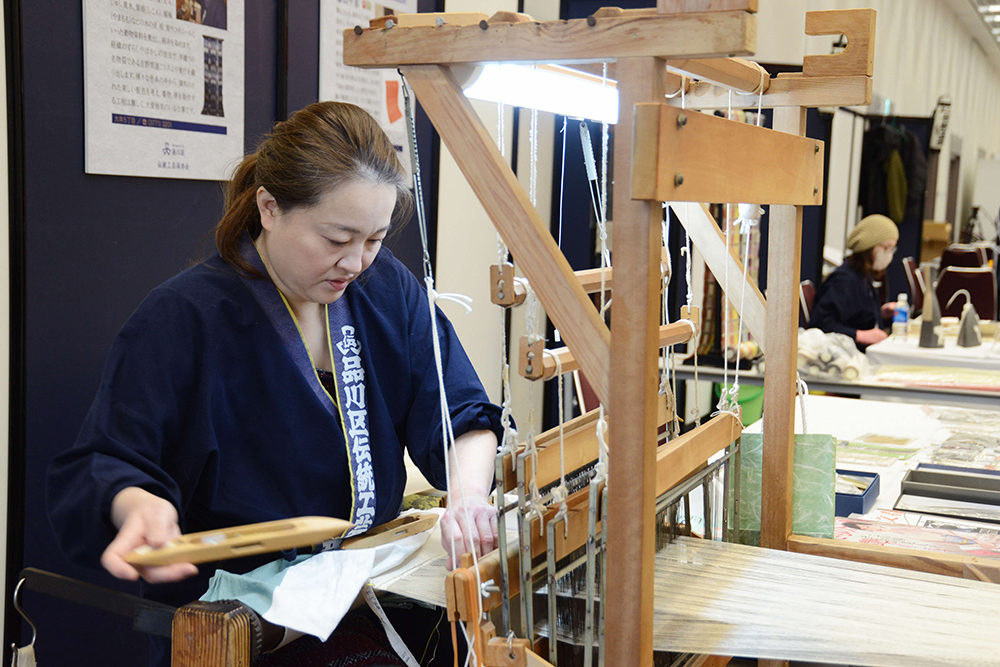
[201,554,312,614]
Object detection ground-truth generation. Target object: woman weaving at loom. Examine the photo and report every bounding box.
[808,213,900,350]
[47,101,501,666]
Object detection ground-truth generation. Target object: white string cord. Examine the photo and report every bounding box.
[550,351,569,535]
[600,64,611,317]
[496,97,509,265]
[423,279,492,667]
[796,373,809,435]
[756,65,765,126]
[558,115,568,249]
[675,84,702,426]
[731,204,762,396]
[494,95,517,467]
[718,92,736,414]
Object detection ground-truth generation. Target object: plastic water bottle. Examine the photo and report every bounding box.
[892,293,909,340]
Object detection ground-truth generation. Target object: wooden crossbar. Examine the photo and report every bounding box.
[575,247,669,293]
[666,57,768,94]
[677,74,872,110]
[344,12,755,68]
[632,103,824,206]
[786,535,1000,580]
[658,0,757,12]
[655,412,741,491]
[519,321,697,381]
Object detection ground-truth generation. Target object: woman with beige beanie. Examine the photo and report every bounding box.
[808,214,900,350]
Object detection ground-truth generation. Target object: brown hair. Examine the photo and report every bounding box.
[846,248,883,281]
[215,101,413,276]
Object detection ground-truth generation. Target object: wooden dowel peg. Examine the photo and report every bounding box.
[519,321,698,382]
[680,305,700,331]
[518,337,546,379]
[490,264,527,307]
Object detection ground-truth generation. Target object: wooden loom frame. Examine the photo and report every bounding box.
[346,5,864,667]
[157,4,998,667]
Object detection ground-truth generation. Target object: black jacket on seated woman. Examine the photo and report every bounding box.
[808,214,899,351]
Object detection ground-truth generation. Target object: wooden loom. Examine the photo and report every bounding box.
[337,3,882,666]
[81,4,997,666]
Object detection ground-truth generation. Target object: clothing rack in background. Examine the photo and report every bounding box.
[829,105,932,303]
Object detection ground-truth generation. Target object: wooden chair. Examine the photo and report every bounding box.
[936,265,997,319]
[799,279,816,326]
[901,256,925,313]
[940,244,988,272]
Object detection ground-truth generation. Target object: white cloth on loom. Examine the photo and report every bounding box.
[201,509,442,642]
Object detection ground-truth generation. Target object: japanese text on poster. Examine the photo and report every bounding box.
[83,0,245,180]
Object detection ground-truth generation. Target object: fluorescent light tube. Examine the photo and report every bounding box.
[463,64,619,124]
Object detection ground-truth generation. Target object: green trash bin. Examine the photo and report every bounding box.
[713,383,764,426]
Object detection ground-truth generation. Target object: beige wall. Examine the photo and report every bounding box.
[435,0,559,435]
[760,0,1000,243]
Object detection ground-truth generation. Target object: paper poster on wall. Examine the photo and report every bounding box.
[319,0,418,180]
[82,0,245,180]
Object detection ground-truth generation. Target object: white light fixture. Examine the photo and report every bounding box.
[985,14,1000,21]
[994,27,1000,33]
[979,4,1000,12]
[463,64,619,124]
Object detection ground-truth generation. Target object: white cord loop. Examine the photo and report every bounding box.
[796,373,810,435]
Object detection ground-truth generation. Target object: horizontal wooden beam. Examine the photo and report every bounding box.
[658,0,758,12]
[345,12,755,68]
[499,408,601,494]
[575,267,613,293]
[633,103,824,206]
[670,202,768,354]
[666,57,768,94]
[676,74,872,109]
[655,412,741,492]
[519,321,697,381]
[787,534,999,580]
[402,66,612,405]
[575,247,669,293]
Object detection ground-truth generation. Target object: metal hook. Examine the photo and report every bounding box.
[946,288,972,310]
[12,578,37,648]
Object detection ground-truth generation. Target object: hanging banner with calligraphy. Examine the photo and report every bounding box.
[82,0,245,180]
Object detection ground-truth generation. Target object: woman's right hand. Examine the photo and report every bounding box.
[855,327,888,346]
[101,487,198,584]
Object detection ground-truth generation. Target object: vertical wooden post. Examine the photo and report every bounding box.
[757,105,806,667]
[760,106,807,552]
[605,57,667,667]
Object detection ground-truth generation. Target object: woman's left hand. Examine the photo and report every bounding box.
[440,493,498,570]
[881,302,897,319]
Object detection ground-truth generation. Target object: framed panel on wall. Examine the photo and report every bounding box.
[82,0,246,180]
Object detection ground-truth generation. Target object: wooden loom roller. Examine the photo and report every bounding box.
[490,263,528,307]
